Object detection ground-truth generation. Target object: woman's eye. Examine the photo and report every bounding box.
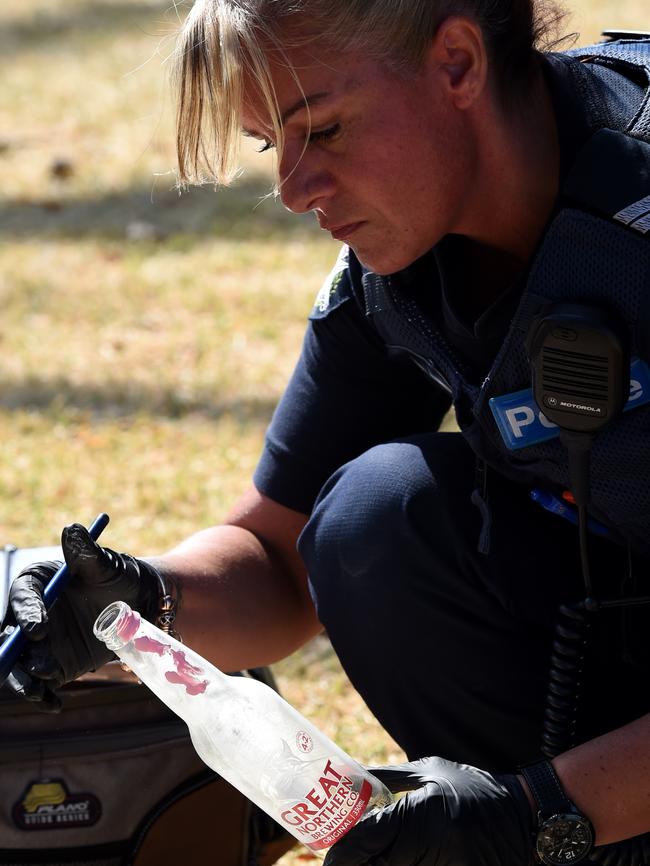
[256,124,339,154]
[309,124,340,145]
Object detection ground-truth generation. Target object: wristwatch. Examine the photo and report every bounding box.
[520,759,595,865]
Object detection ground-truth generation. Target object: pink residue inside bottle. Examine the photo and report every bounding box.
[121,621,208,696]
[164,670,208,695]
[170,649,203,677]
[116,610,140,643]
[133,636,167,656]
[164,649,208,695]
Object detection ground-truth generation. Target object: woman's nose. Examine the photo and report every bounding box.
[278,148,336,214]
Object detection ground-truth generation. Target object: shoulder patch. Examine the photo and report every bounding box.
[614,194,650,233]
[310,247,351,319]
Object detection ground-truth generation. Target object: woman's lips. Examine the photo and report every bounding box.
[326,221,365,241]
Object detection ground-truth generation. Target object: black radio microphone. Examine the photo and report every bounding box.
[527,302,629,435]
[527,302,630,595]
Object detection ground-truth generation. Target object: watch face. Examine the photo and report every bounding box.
[537,813,594,865]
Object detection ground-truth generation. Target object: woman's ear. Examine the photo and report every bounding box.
[424,16,488,110]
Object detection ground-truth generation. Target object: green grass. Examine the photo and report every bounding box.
[1,2,648,862]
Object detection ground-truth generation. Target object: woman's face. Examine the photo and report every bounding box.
[242,45,479,275]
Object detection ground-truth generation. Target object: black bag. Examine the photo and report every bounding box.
[0,664,295,866]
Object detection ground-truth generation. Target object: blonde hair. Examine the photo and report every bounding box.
[174,0,565,186]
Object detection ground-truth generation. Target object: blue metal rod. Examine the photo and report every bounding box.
[0,512,110,687]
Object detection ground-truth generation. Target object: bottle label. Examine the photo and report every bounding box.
[279,758,372,851]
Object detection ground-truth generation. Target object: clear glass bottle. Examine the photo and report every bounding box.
[94,601,393,853]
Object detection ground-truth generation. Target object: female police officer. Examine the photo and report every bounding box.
[5,1,650,863]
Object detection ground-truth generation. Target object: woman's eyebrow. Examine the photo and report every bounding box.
[242,91,331,137]
[281,91,330,123]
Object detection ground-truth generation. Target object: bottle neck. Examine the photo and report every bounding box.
[94,601,229,721]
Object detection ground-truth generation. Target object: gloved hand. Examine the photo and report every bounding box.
[0,523,162,712]
[324,756,535,866]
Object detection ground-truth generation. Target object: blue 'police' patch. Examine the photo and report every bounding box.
[489,358,650,450]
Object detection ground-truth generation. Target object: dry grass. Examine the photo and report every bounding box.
[1,1,648,862]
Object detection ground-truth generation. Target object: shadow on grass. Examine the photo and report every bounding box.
[0,177,318,242]
[0,374,278,424]
[0,1,180,55]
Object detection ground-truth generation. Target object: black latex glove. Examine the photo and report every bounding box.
[324,756,535,866]
[1,523,161,712]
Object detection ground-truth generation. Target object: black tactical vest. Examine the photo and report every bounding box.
[359,39,650,554]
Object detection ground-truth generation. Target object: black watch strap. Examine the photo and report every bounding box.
[520,760,572,819]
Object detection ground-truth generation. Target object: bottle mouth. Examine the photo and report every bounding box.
[93,601,140,650]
